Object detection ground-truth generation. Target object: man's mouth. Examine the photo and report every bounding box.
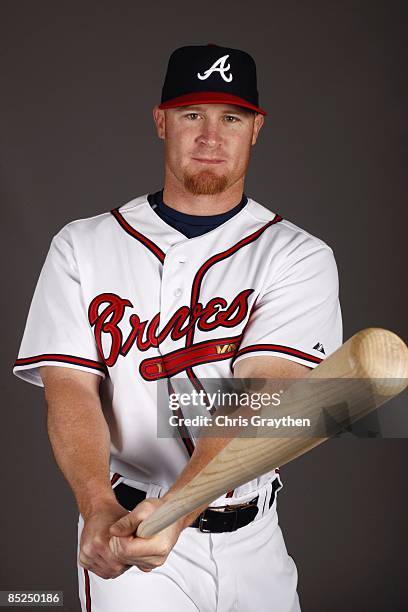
[192,158,225,164]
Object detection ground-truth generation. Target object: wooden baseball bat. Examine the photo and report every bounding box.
[137,328,408,538]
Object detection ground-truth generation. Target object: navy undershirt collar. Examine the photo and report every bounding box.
[147,189,248,238]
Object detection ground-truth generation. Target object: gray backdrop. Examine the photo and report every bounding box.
[1,1,407,611]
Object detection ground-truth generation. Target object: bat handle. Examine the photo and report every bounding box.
[136,496,187,538]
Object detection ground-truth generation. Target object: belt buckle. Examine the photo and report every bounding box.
[197,496,259,533]
[198,511,212,533]
[198,507,239,533]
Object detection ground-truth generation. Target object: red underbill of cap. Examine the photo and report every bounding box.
[158,92,267,116]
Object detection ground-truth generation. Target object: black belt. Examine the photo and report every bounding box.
[113,478,281,533]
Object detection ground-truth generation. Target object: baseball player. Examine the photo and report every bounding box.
[13,44,342,611]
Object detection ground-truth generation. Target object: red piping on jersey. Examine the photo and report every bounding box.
[14,354,107,373]
[110,473,121,486]
[184,214,283,385]
[180,214,283,479]
[83,569,92,611]
[174,404,195,456]
[233,344,323,365]
[168,379,195,456]
[186,372,213,413]
[140,335,242,380]
[111,208,166,263]
[229,286,261,373]
[186,214,283,350]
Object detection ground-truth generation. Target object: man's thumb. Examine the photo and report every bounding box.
[109,514,135,536]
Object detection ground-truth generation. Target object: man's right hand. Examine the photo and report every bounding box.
[78,500,132,580]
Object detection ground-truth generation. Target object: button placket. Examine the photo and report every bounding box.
[159,245,190,348]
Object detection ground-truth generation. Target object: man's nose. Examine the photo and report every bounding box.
[197,121,222,147]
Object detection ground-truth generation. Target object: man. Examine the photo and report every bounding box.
[13,44,342,611]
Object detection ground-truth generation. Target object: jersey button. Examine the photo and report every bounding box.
[174,288,182,297]
[178,257,186,264]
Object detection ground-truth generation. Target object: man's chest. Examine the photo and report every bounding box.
[79,236,270,377]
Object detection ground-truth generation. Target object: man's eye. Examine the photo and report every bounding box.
[224,115,240,123]
[185,113,199,120]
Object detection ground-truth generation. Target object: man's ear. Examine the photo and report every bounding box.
[152,106,166,140]
[251,113,264,145]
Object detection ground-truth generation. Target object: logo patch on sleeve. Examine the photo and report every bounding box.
[313,342,325,354]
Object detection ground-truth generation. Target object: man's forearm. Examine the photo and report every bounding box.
[42,369,117,519]
[162,436,231,528]
[161,363,310,530]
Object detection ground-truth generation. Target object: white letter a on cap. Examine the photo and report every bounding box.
[197,55,233,82]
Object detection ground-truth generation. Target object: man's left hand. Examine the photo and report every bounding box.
[108,498,184,572]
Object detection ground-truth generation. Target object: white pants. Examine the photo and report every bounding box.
[77,481,301,612]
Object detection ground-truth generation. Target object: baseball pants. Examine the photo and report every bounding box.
[77,479,301,612]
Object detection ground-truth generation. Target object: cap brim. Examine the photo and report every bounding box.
[158,92,267,116]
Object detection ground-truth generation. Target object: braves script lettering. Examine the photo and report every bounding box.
[88,289,254,367]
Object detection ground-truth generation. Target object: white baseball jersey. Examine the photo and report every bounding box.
[13,193,342,503]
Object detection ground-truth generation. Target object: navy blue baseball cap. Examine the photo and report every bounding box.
[159,44,266,116]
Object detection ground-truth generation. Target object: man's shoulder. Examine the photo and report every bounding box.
[53,194,148,241]
[246,196,333,254]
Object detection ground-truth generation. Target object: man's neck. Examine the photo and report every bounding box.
[162,175,245,216]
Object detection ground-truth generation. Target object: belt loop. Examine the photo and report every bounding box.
[147,483,164,499]
[257,483,268,519]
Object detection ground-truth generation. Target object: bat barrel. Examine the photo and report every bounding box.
[309,328,408,388]
[351,328,408,389]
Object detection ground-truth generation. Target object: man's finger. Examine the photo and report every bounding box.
[109,513,136,536]
[108,534,133,561]
[109,500,158,537]
[109,534,170,564]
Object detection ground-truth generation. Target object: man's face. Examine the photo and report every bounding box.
[153,104,264,196]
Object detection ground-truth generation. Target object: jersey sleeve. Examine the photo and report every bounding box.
[232,240,342,370]
[13,226,107,387]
